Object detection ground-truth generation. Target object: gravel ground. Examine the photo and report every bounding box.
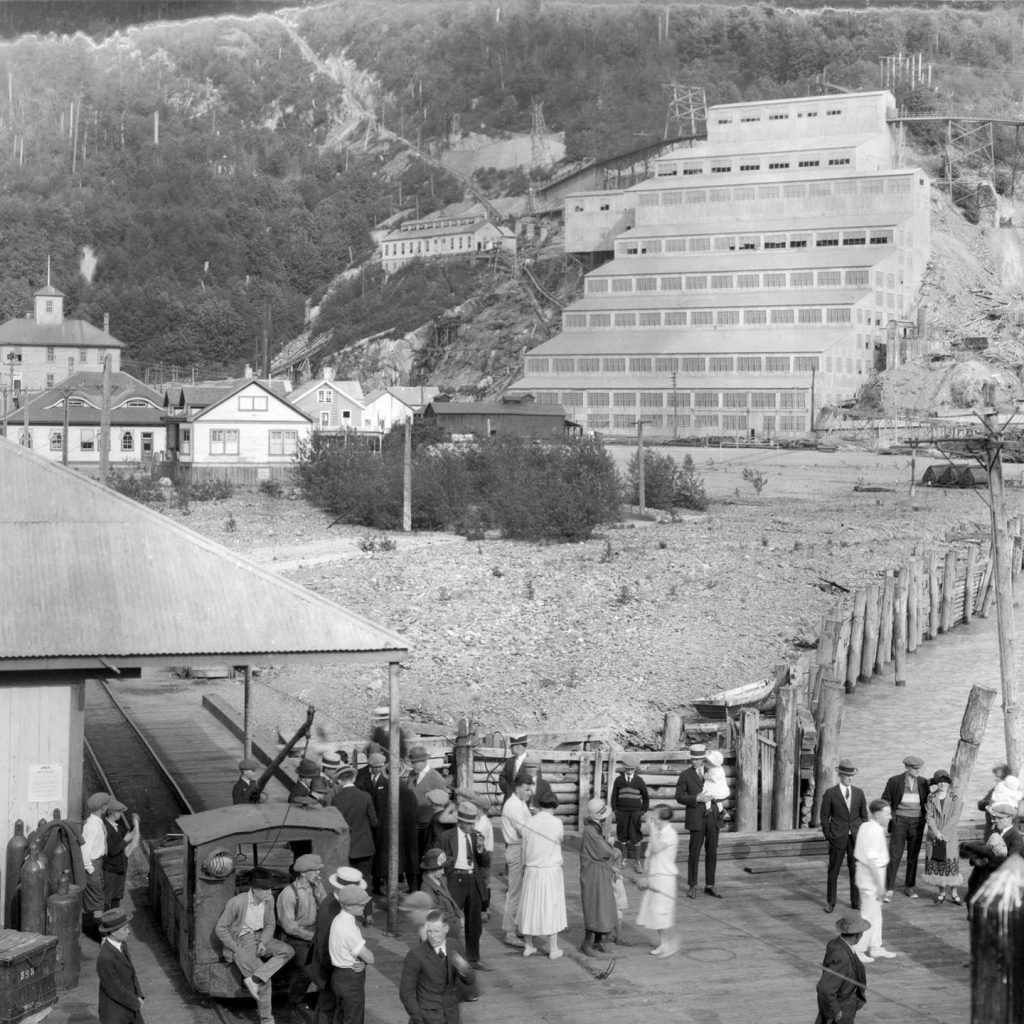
[167,447,1005,747]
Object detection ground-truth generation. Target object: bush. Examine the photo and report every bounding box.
[259,478,284,498]
[625,451,708,512]
[107,472,165,505]
[180,479,235,502]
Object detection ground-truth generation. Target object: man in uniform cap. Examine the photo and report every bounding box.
[97,907,144,1022]
[278,853,327,1019]
[675,745,723,898]
[498,732,530,803]
[820,759,868,913]
[233,758,263,805]
[880,755,930,900]
[815,915,869,1024]
[439,801,492,971]
[82,792,111,932]
[215,867,295,1024]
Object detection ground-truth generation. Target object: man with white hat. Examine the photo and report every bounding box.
[278,853,328,1018]
[880,754,930,900]
[327,884,375,1024]
[310,867,368,1023]
[820,759,868,914]
[674,745,723,899]
[82,792,110,932]
[439,801,493,971]
[320,751,346,804]
[611,752,649,873]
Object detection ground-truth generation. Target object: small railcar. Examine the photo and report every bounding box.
[150,802,350,997]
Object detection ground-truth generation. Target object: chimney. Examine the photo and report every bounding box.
[103,312,110,334]
[323,366,335,382]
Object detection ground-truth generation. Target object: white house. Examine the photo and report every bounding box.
[162,379,312,480]
[288,370,365,431]
[379,211,516,274]
[361,386,441,434]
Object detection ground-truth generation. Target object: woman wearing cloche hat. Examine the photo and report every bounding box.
[579,798,618,957]
[922,770,963,905]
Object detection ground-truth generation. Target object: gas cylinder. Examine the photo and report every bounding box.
[52,809,62,821]
[46,870,82,989]
[4,820,27,927]
[47,833,69,892]
[19,838,48,934]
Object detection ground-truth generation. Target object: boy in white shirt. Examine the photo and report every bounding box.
[852,799,898,963]
[329,884,375,1024]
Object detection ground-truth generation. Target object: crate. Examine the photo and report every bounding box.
[0,930,58,1024]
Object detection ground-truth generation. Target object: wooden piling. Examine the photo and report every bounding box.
[976,558,994,618]
[861,583,880,681]
[846,589,867,693]
[454,717,474,791]
[970,856,1024,1024]
[662,713,681,751]
[928,550,940,639]
[813,678,845,829]
[907,557,920,653]
[772,686,799,831]
[577,750,593,829]
[876,571,895,674]
[964,544,978,625]
[894,567,909,686]
[949,684,997,796]
[940,548,958,633]
[736,708,759,832]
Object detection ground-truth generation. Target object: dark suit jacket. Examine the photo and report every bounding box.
[815,936,866,1024]
[331,786,378,859]
[675,766,712,830]
[97,938,144,1024]
[497,755,525,801]
[232,777,257,805]
[399,937,474,1024]
[820,784,869,848]
[308,894,341,990]
[438,827,490,900]
[880,773,930,821]
[356,767,389,823]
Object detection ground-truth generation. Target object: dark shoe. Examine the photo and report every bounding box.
[823,902,835,913]
[903,887,919,899]
[704,886,723,898]
[469,960,493,971]
[581,942,599,957]
[687,886,698,899]
[851,903,861,911]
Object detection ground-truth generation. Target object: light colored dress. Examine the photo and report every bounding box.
[636,821,678,931]
[517,809,567,935]
[922,791,964,888]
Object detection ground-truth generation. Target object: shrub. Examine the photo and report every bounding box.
[107,472,165,505]
[625,451,708,512]
[742,467,768,495]
[184,479,235,502]
[259,478,284,498]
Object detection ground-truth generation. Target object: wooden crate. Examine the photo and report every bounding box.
[0,931,58,1024]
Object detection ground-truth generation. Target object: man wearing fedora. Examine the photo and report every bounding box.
[400,908,476,1024]
[440,801,493,971]
[674,744,723,899]
[497,733,530,803]
[409,745,448,870]
[278,853,328,1019]
[96,907,144,1023]
[291,758,322,805]
[815,915,869,1024]
[215,867,295,1023]
[881,754,930,900]
[820,759,868,914]
[331,765,378,924]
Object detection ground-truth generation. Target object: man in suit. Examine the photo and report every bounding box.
[880,754,930,899]
[400,909,476,1024]
[820,758,868,913]
[497,733,530,803]
[520,755,554,811]
[409,746,448,872]
[215,867,294,1023]
[815,915,869,1024]
[357,752,390,893]
[96,907,144,1023]
[674,743,722,899]
[439,801,493,971]
[331,765,378,925]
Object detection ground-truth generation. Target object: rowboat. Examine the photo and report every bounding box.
[691,678,778,721]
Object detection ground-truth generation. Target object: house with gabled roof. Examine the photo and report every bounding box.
[288,369,365,432]
[162,378,312,483]
[361,385,441,434]
[4,370,164,465]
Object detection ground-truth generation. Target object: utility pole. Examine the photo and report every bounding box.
[671,371,678,439]
[402,419,412,532]
[99,353,111,485]
[61,385,70,465]
[636,418,646,513]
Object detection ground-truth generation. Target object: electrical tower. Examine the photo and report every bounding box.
[664,85,707,140]
[531,101,554,167]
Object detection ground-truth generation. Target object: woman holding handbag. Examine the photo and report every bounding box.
[922,770,963,905]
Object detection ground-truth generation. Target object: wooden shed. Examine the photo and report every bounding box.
[423,399,574,439]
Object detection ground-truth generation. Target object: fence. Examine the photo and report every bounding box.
[155,462,298,489]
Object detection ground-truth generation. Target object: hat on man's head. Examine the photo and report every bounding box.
[903,755,925,769]
[338,765,357,781]
[836,759,858,776]
[426,789,450,808]
[931,770,952,786]
[294,853,323,873]
[106,799,127,813]
[456,787,491,812]
[689,744,707,760]
[297,758,320,779]
[368,752,387,768]
[98,907,133,933]
[321,751,343,769]
[310,776,330,795]
[371,706,390,720]
[87,792,111,813]
[329,866,366,889]
[621,752,640,770]
[835,915,870,936]
[409,745,429,763]
[336,884,371,909]
[457,801,478,824]
[250,868,276,890]
[510,732,528,747]
[420,848,447,871]
[991,802,1017,818]
[705,749,724,768]
[239,757,261,772]
[437,803,458,826]
[587,798,612,822]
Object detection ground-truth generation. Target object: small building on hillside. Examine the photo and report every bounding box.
[289,370,365,431]
[379,211,516,274]
[362,386,440,434]
[4,371,164,465]
[423,398,573,439]
[162,378,311,484]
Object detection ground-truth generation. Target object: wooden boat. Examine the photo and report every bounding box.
[691,678,778,721]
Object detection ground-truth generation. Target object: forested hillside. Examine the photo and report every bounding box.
[0,3,1022,380]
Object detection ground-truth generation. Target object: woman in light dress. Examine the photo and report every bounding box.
[635,805,679,957]
[922,770,964,905]
[517,790,568,960]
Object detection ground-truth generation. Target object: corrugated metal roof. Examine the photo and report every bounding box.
[651,132,880,163]
[512,373,817,391]
[572,288,863,311]
[0,318,123,348]
[589,249,885,276]
[622,213,901,237]
[6,371,163,426]
[428,401,567,417]
[0,441,409,668]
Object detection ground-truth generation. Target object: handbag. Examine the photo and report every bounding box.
[931,839,947,863]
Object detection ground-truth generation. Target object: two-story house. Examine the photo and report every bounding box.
[288,370,365,431]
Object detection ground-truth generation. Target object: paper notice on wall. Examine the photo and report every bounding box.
[28,764,63,805]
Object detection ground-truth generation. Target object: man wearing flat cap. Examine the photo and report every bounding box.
[963,802,1024,905]
[215,867,295,1024]
[82,792,111,932]
[233,757,264,805]
[820,759,868,913]
[102,799,140,911]
[439,801,492,971]
[278,853,328,1017]
[674,745,723,898]
[880,755,930,900]
[815,915,868,1024]
[96,907,144,1023]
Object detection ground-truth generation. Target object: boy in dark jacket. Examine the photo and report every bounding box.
[611,752,649,873]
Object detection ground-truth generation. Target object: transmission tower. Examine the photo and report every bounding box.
[664,85,707,140]
[531,101,554,166]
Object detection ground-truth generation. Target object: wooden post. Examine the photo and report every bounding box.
[976,559,994,617]
[402,419,412,532]
[928,550,940,639]
[875,572,895,674]
[907,557,920,653]
[454,717,475,792]
[577,751,593,832]
[772,686,799,831]
[846,589,867,694]
[99,353,111,486]
[964,543,978,625]
[737,708,759,832]
[894,567,909,687]
[970,856,1024,1024]
[662,713,681,751]
[387,661,401,933]
[813,679,845,829]
[949,685,998,796]
[242,665,253,759]
[940,548,958,633]
[861,583,880,681]
[636,419,645,513]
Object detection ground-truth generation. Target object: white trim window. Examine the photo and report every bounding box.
[81,428,96,452]
[238,395,268,412]
[121,431,134,452]
[210,429,240,455]
[269,430,298,456]
[49,430,62,451]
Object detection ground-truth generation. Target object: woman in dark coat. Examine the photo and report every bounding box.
[579,797,619,956]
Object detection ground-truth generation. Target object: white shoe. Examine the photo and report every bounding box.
[243,976,262,1001]
[549,948,563,961]
[523,945,537,958]
[504,932,525,948]
[856,951,874,964]
[869,947,897,959]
